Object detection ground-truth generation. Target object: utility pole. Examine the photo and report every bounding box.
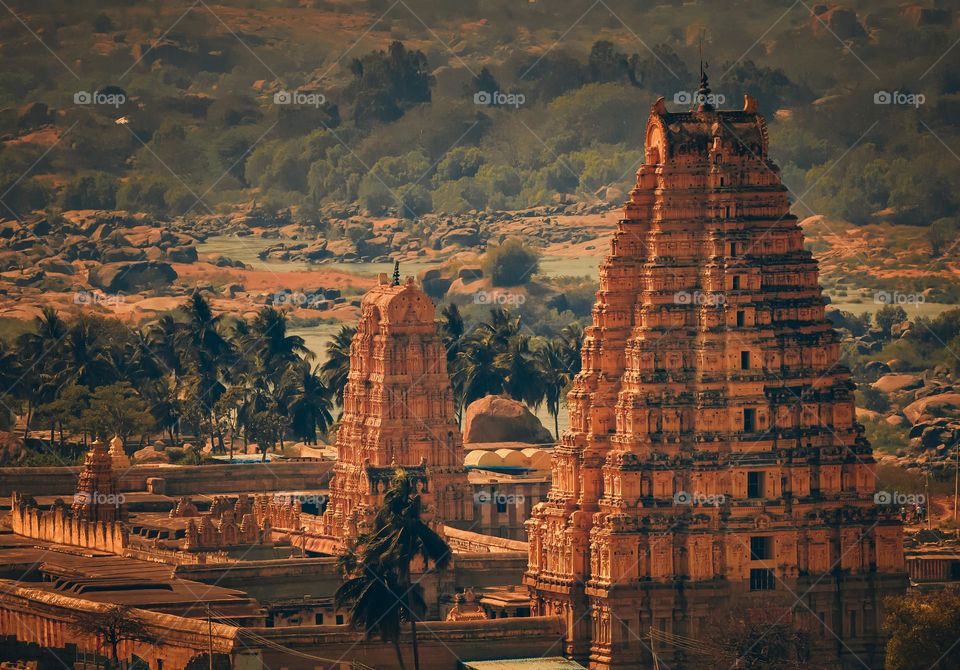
[954,439,959,527]
[925,469,931,530]
[207,605,214,670]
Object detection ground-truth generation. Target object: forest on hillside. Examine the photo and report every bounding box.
[1,0,959,236]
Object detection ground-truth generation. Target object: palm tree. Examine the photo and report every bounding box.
[321,325,355,407]
[141,377,182,448]
[120,327,165,388]
[479,307,521,350]
[438,303,464,365]
[439,304,467,422]
[0,339,21,432]
[284,362,334,445]
[496,333,544,408]
[15,307,67,439]
[336,470,452,670]
[147,315,184,380]
[178,292,233,450]
[559,322,584,375]
[18,307,67,360]
[250,306,313,374]
[51,316,116,391]
[536,340,570,439]
[453,329,504,410]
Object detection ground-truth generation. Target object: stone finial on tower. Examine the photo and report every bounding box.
[696,58,713,112]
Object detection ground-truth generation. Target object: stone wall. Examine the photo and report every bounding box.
[444,526,529,553]
[0,460,333,498]
[0,578,560,670]
[10,494,127,554]
[0,580,236,670]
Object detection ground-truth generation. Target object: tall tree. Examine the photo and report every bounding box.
[249,306,312,374]
[496,333,544,408]
[284,362,333,445]
[438,304,466,422]
[51,315,117,390]
[321,325,356,407]
[453,329,504,409]
[72,604,156,670]
[178,292,233,450]
[885,589,960,670]
[336,470,452,670]
[536,340,570,439]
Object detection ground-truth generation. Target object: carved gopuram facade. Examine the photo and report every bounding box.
[524,83,906,670]
[321,271,473,545]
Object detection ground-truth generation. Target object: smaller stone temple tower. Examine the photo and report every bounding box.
[108,435,131,470]
[72,438,126,522]
[321,272,473,544]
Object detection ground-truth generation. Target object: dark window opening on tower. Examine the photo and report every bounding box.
[750,568,775,591]
[743,408,757,433]
[736,310,746,327]
[747,470,764,497]
[732,276,741,290]
[750,536,772,560]
[741,351,750,370]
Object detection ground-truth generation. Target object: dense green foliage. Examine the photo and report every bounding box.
[884,589,960,670]
[2,0,957,229]
[3,297,333,460]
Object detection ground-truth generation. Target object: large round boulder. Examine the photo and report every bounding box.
[132,446,171,464]
[463,395,554,445]
[0,432,25,463]
[89,261,177,293]
[904,393,960,424]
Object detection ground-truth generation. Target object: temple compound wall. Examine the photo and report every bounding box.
[0,580,564,670]
[10,494,128,554]
[321,272,473,546]
[0,459,333,498]
[524,86,907,670]
[0,581,236,670]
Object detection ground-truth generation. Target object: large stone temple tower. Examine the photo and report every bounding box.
[322,270,473,544]
[524,80,906,669]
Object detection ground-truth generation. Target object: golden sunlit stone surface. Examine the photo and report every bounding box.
[524,88,907,670]
[322,272,474,544]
